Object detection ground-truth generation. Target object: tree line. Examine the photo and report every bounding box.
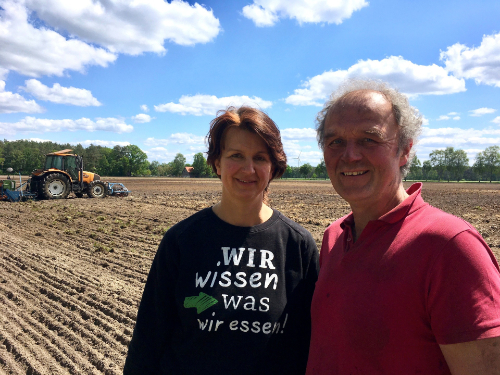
[1,140,498,182]
[406,146,500,182]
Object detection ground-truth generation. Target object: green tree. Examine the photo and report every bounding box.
[473,152,486,182]
[445,148,468,182]
[171,153,186,177]
[406,155,422,181]
[429,149,446,181]
[299,163,313,178]
[422,160,432,181]
[282,165,293,178]
[480,145,500,182]
[191,152,212,177]
[125,145,149,176]
[315,159,327,179]
[149,160,160,176]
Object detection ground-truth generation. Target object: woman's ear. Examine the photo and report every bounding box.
[215,158,221,176]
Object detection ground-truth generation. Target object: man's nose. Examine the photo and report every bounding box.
[341,141,362,162]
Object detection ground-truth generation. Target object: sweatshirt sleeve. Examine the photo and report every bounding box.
[123,232,179,374]
[298,234,320,372]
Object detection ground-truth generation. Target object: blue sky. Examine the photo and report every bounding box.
[1,0,499,166]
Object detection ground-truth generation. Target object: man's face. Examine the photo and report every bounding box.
[322,90,410,208]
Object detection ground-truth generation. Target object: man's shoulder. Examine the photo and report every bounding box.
[409,203,475,235]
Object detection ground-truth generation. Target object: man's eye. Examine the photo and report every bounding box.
[230,153,242,158]
[328,139,343,147]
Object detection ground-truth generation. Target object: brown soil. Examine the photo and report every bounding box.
[1,177,499,374]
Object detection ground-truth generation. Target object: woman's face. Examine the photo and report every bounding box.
[215,127,274,205]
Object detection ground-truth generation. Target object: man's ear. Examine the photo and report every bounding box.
[399,141,413,167]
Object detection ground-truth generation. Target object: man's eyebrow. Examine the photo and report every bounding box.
[364,129,384,137]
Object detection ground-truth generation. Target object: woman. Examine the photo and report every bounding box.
[124,106,319,374]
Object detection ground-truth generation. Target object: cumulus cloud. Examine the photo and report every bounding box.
[25,0,221,55]
[0,0,116,77]
[79,140,130,147]
[0,116,133,136]
[131,114,152,123]
[144,133,205,146]
[140,104,149,112]
[437,112,460,121]
[492,116,500,124]
[440,31,500,87]
[144,147,178,163]
[0,80,44,113]
[285,56,465,106]
[21,79,101,106]
[469,107,496,117]
[154,94,272,116]
[419,127,500,148]
[280,128,317,141]
[242,0,368,27]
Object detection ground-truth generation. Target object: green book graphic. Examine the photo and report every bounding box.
[184,292,218,314]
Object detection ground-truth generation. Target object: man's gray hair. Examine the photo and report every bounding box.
[316,79,423,177]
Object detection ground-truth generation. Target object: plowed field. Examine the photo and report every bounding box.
[1,178,499,374]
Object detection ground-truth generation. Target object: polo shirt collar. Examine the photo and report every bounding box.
[340,182,426,229]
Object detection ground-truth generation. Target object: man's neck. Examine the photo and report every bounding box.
[350,185,409,242]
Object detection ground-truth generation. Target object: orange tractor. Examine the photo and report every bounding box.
[26,149,129,199]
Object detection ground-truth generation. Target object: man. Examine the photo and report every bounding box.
[306,79,500,374]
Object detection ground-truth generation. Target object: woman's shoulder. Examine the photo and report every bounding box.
[165,207,215,237]
[273,210,315,243]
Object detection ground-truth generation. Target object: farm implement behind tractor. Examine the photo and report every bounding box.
[0,150,130,202]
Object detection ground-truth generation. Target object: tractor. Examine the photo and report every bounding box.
[27,149,116,199]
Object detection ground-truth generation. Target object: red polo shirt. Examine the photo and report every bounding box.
[307,183,500,374]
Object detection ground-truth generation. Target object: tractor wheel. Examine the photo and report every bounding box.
[42,173,70,199]
[75,192,84,198]
[87,181,107,198]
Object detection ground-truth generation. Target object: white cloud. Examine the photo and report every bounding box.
[280,128,317,141]
[145,147,178,163]
[0,0,116,77]
[0,116,133,136]
[154,94,272,116]
[440,31,500,87]
[140,104,149,112]
[469,107,496,117]
[0,80,44,113]
[131,114,152,123]
[25,0,221,55]
[437,112,460,121]
[242,0,368,27]
[422,116,429,126]
[79,140,130,147]
[27,137,52,142]
[492,116,500,124]
[285,56,465,106]
[419,127,500,147]
[144,133,205,146]
[21,79,101,106]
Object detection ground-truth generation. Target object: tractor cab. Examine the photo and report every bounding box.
[44,152,82,182]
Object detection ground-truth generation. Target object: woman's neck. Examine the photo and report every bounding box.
[212,199,273,227]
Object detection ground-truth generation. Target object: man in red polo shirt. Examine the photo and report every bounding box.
[306,79,500,374]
